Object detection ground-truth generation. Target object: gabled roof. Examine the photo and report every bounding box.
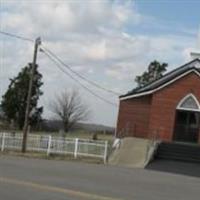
[120,59,200,101]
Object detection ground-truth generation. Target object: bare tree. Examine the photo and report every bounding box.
[49,89,90,133]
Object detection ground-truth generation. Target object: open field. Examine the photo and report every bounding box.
[1,155,200,200]
[53,131,114,141]
[0,130,114,141]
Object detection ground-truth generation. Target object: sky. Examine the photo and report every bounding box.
[0,0,200,127]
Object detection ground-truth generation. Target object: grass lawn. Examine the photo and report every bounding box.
[62,131,114,141]
[0,150,104,164]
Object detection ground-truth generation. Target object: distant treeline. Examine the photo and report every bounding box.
[0,118,115,135]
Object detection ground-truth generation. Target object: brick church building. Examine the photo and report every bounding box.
[117,59,200,143]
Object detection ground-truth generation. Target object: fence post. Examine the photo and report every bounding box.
[74,138,79,159]
[103,141,108,164]
[1,133,5,152]
[47,135,52,156]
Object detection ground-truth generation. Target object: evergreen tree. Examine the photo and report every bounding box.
[1,63,43,129]
[135,60,168,87]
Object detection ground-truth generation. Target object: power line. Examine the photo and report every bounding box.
[42,49,118,107]
[0,30,120,96]
[41,45,120,96]
[0,30,34,42]
[41,48,118,107]
[0,30,119,106]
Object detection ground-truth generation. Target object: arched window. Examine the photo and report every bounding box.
[177,94,200,111]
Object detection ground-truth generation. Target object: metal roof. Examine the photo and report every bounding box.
[120,59,200,99]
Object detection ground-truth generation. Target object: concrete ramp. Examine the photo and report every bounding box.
[108,137,151,168]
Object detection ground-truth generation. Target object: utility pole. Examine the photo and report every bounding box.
[22,37,41,153]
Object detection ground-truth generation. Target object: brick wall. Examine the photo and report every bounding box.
[116,95,152,138]
[149,72,200,142]
[117,72,200,142]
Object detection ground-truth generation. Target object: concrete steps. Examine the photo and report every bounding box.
[156,142,200,163]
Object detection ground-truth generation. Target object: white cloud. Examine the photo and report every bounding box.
[2,0,139,38]
[0,0,198,126]
[85,40,106,61]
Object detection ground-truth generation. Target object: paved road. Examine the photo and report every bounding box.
[147,159,200,177]
[0,155,200,200]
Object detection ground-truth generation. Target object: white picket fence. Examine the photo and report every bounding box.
[0,133,108,163]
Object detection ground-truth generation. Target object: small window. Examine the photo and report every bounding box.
[178,94,199,110]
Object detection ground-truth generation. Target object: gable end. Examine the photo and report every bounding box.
[120,69,200,101]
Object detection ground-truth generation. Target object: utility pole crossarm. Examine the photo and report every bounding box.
[22,37,41,153]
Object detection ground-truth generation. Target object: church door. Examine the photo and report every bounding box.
[174,111,200,143]
[173,94,200,143]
